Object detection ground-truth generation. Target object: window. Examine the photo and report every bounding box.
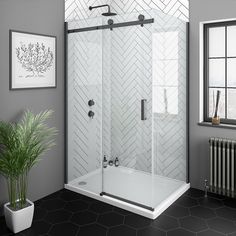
[152,31,179,115]
[204,21,236,124]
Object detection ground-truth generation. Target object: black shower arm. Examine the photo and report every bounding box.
[89,4,111,12]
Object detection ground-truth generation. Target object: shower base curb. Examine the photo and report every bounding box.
[65,182,190,219]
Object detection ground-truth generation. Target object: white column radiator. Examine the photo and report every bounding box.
[209,137,236,196]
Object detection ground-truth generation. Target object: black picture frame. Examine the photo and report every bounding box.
[10,30,57,90]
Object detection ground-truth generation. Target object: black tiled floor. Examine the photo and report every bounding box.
[1,188,236,235]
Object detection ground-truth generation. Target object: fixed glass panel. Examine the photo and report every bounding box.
[152,9,187,208]
[67,18,103,194]
[227,58,236,87]
[209,27,225,57]
[208,88,225,118]
[209,59,225,87]
[227,25,236,57]
[227,89,236,119]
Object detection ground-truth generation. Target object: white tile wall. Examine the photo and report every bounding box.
[65,0,189,22]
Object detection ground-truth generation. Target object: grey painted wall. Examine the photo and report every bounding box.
[189,0,236,190]
[0,0,65,213]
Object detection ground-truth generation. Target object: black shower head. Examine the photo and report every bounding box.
[102,12,117,16]
[89,4,117,16]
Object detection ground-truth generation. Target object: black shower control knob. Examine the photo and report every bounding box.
[88,100,95,106]
[88,111,95,118]
[138,14,145,21]
[108,19,114,25]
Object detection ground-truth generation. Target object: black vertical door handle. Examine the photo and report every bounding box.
[141,99,147,120]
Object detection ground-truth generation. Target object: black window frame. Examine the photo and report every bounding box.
[204,20,236,125]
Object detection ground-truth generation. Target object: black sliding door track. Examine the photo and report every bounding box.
[100,192,155,212]
[67,18,154,34]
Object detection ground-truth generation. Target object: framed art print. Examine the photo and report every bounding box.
[10,30,57,90]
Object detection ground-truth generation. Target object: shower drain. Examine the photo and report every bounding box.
[78,181,87,186]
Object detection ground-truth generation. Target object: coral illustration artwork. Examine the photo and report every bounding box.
[16,42,54,78]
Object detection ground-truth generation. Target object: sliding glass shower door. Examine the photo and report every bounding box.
[101,12,154,210]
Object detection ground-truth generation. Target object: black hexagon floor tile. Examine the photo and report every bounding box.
[125,214,151,229]
[78,223,107,236]
[180,216,208,232]
[33,206,47,221]
[224,198,236,208]
[113,207,132,216]
[59,189,81,201]
[216,206,236,220]
[71,211,97,226]
[199,197,223,209]
[49,222,78,236]
[0,217,13,236]
[167,228,195,236]
[97,212,124,227]
[107,225,136,236]
[164,204,189,218]
[1,188,236,236]
[197,229,225,236]
[207,192,226,200]
[137,226,166,236]
[207,217,236,234]
[41,199,65,211]
[64,200,89,212]
[185,188,205,198]
[152,214,179,230]
[175,196,199,207]
[190,206,216,219]
[44,209,72,224]
[22,220,51,235]
[34,199,44,208]
[80,195,97,203]
[89,202,113,214]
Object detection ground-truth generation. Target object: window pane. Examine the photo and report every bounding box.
[152,60,178,87]
[209,27,225,57]
[227,25,236,57]
[209,88,225,118]
[152,87,178,115]
[227,58,236,87]
[153,31,178,60]
[153,87,164,114]
[227,89,236,119]
[153,61,164,86]
[209,59,225,87]
[164,60,178,87]
[166,87,178,115]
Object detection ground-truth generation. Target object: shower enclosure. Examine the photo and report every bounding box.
[65,9,189,219]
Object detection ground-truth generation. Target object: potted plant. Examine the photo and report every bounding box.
[0,110,57,233]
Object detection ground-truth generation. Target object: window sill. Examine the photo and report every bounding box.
[198,122,236,130]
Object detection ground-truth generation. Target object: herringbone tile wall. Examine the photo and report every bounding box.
[65,0,189,22]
